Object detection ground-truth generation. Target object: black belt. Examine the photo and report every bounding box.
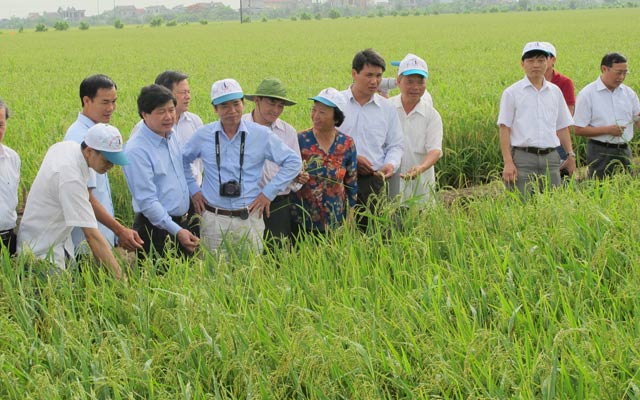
[204,203,249,220]
[0,229,12,240]
[514,146,556,155]
[589,140,628,149]
[272,194,290,203]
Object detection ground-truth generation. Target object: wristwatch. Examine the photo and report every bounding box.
[567,152,576,158]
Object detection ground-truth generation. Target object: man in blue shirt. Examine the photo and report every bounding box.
[124,85,200,259]
[64,74,143,255]
[182,78,302,254]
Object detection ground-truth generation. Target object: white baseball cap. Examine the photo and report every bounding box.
[541,42,557,57]
[85,123,128,165]
[522,42,550,57]
[397,53,429,78]
[211,78,244,106]
[309,88,347,112]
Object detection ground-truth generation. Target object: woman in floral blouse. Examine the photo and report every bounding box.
[291,88,358,234]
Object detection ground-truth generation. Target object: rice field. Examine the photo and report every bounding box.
[2,8,640,398]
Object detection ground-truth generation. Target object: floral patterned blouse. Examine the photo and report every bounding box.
[292,128,358,232]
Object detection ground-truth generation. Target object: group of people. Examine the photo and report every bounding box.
[499,42,640,197]
[0,48,444,277]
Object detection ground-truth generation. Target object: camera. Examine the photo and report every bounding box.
[220,180,241,197]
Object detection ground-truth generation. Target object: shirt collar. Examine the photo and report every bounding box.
[214,120,249,140]
[522,75,550,91]
[596,76,619,93]
[0,144,6,158]
[346,86,380,106]
[391,94,428,116]
[140,123,173,145]
[77,112,97,129]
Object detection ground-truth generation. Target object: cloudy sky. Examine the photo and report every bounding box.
[1,0,239,19]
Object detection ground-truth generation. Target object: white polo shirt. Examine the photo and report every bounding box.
[574,77,640,144]
[17,141,97,269]
[391,95,443,204]
[497,76,574,148]
[0,144,20,231]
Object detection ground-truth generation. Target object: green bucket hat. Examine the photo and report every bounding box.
[245,77,297,106]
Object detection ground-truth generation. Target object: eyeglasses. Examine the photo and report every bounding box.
[608,67,630,77]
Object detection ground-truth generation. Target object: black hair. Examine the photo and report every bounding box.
[137,84,176,118]
[333,108,345,127]
[521,50,549,61]
[601,52,627,67]
[0,99,9,119]
[154,70,189,91]
[79,74,117,107]
[352,48,386,73]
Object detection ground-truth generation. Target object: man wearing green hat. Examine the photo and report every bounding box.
[242,77,302,250]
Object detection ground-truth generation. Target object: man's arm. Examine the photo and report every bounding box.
[400,149,442,180]
[574,125,624,137]
[499,125,517,183]
[82,226,123,280]
[556,127,576,175]
[381,106,404,177]
[88,189,143,251]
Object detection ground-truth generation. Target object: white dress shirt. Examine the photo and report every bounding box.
[339,88,404,171]
[497,76,573,148]
[574,77,640,144]
[0,144,20,231]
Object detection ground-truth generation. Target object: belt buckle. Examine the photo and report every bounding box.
[240,208,249,220]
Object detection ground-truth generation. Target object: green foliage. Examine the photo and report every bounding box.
[35,23,47,32]
[242,16,251,23]
[262,16,268,22]
[18,26,24,33]
[79,21,90,30]
[329,9,341,19]
[199,19,208,24]
[114,19,124,29]
[314,12,322,19]
[290,15,297,21]
[53,20,69,31]
[150,16,163,27]
[300,12,312,20]
[166,19,178,26]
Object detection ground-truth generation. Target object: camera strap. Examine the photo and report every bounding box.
[215,130,246,191]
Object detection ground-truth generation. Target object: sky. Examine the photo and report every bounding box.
[1,0,240,20]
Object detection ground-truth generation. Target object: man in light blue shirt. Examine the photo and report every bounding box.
[64,74,143,255]
[182,78,302,254]
[124,84,200,259]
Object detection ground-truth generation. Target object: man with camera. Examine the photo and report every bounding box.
[182,78,302,254]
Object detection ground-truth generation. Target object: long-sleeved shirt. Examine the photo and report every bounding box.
[123,123,190,236]
[339,87,404,172]
[182,119,302,210]
[0,144,20,231]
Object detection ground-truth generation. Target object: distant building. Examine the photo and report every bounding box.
[114,5,140,19]
[262,0,297,8]
[145,5,169,15]
[186,2,224,12]
[58,7,86,21]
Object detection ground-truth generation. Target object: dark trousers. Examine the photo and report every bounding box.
[356,174,386,231]
[0,229,16,256]
[587,140,632,179]
[263,194,292,252]
[133,213,196,259]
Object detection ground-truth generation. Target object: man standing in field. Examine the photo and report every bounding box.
[339,48,403,229]
[18,124,127,279]
[182,78,301,255]
[64,74,143,254]
[242,77,301,249]
[131,70,205,186]
[573,52,640,179]
[0,99,20,256]
[498,42,576,197]
[124,85,200,259]
[390,54,443,205]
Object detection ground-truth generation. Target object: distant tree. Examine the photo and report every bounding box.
[150,16,163,27]
[518,0,529,10]
[300,12,311,20]
[18,26,24,33]
[166,19,177,26]
[79,21,90,30]
[262,16,268,22]
[114,19,124,29]
[242,16,251,22]
[200,19,208,24]
[290,16,298,20]
[329,9,341,18]
[35,23,47,32]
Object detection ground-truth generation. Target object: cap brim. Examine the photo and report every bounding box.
[212,92,244,106]
[309,96,338,109]
[101,150,129,166]
[245,94,296,106]
[391,61,401,66]
[400,69,428,78]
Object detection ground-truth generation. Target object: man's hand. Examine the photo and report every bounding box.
[191,191,205,215]
[177,229,199,253]
[602,124,625,137]
[400,166,421,180]
[560,156,577,176]
[357,155,375,176]
[503,160,518,183]
[377,163,394,179]
[115,226,144,251]
[248,193,271,218]
[295,171,310,185]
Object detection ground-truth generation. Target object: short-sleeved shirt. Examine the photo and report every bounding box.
[0,144,20,231]
[64,112,115,248]
[574,77,640,144]
[497,76,574,148]
[242,112,301,195]
[550,70,576,107]
[17,141,97,269]
[339,88,404,172]
[291,129,358,232]
[390,95,443,204]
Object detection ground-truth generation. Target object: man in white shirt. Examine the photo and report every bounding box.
[18,124,129,279]
[242,77,301,250]
[498,42,576,197]
[573,52,640,178]
[390,54,443,205]
[0,99,20,255]
[339,48,404,230]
